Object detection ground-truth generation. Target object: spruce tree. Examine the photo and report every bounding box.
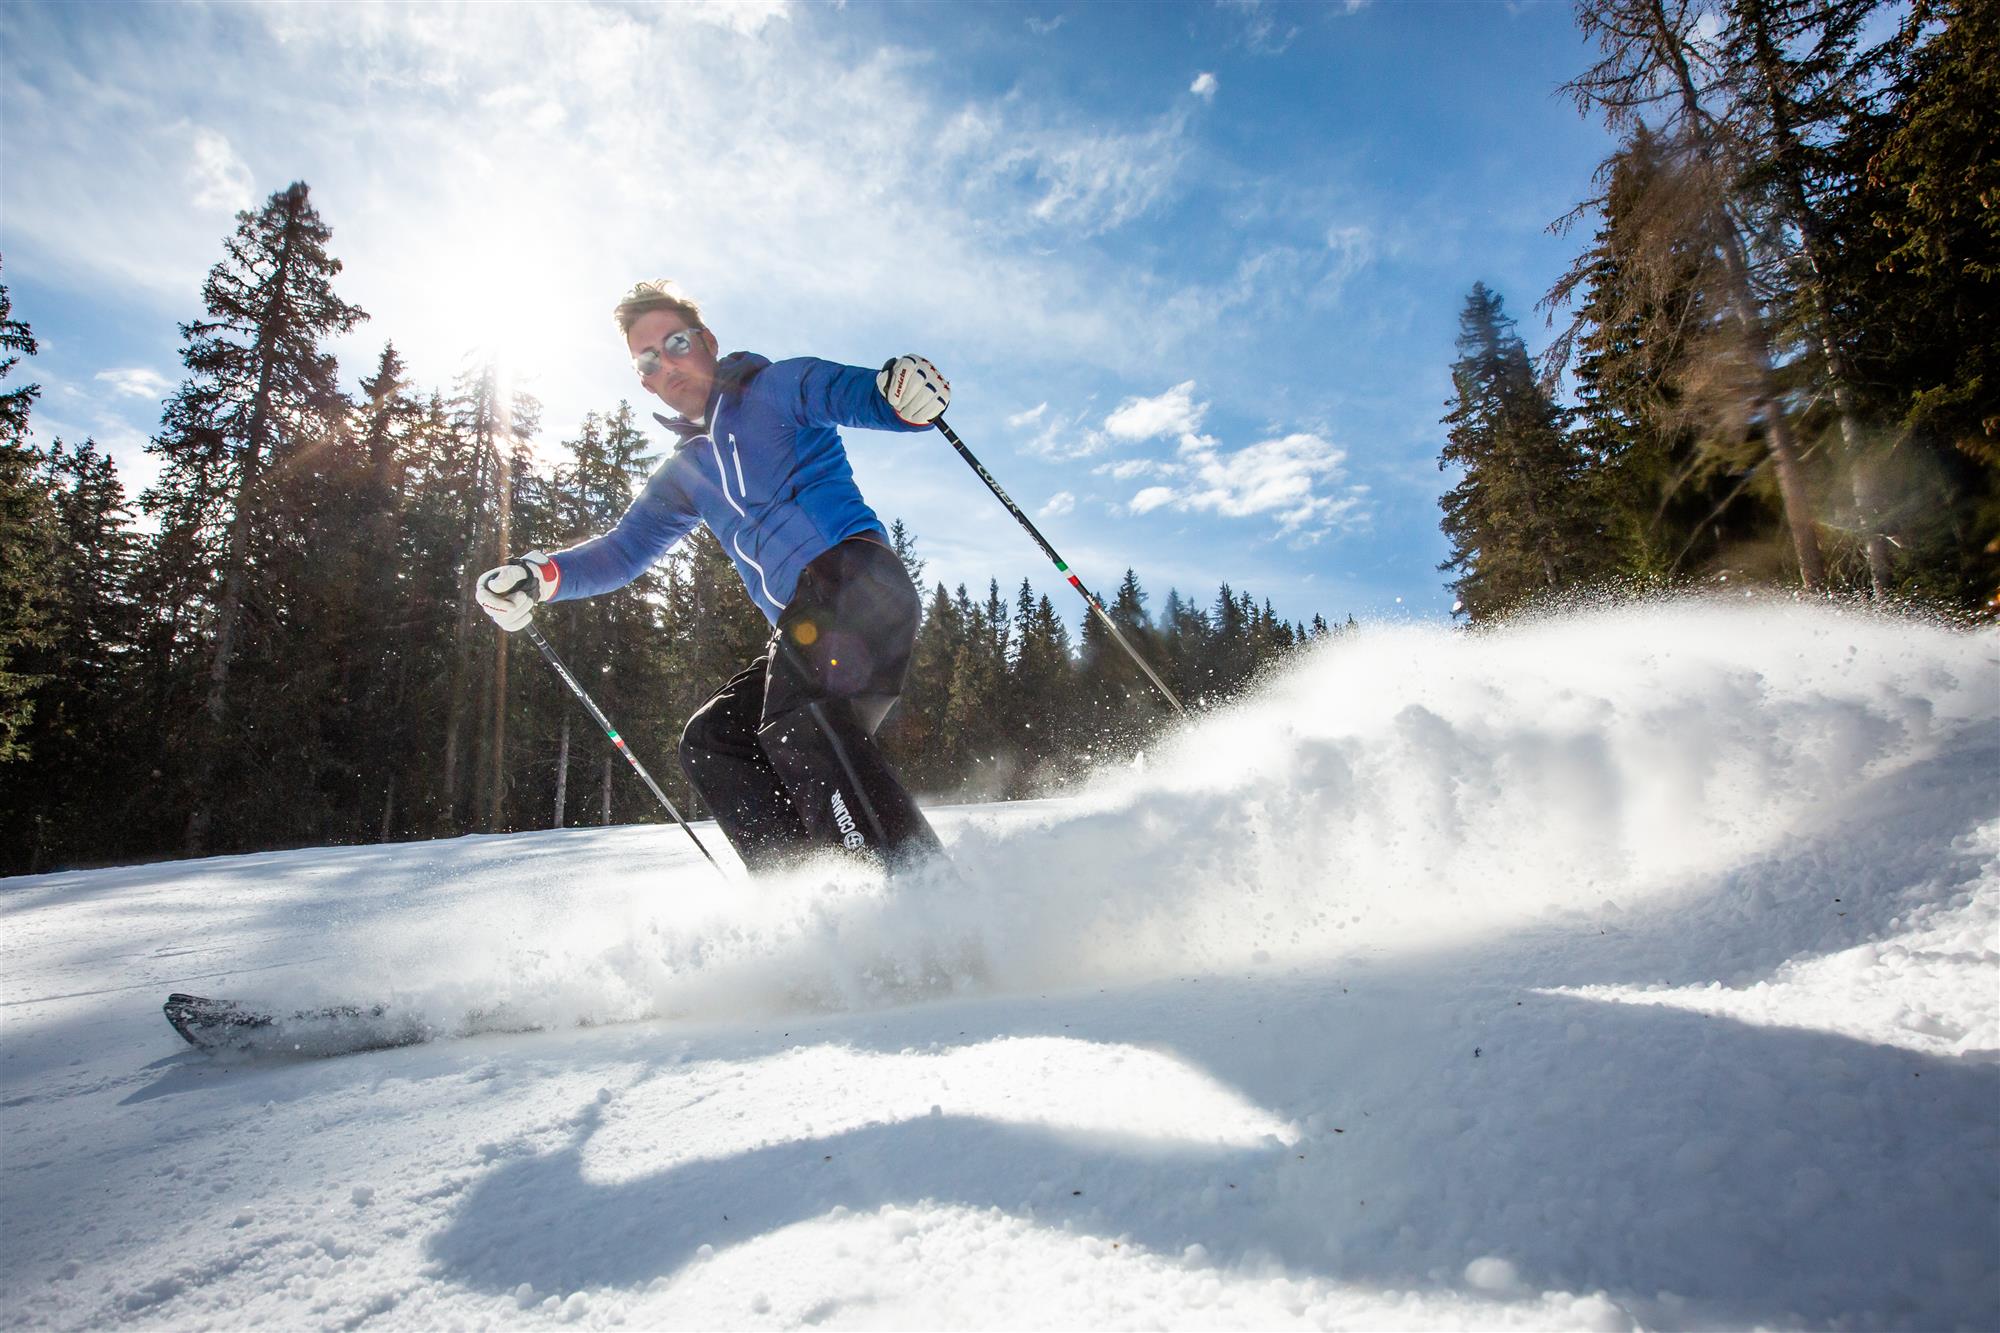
[140,182,366,852]
[0,440,143,871]
[0,272,51,766]
[1438,284,1595,620]
[1832,0,2000,604]
[435,359,538,831]
[1559,131,1785,582]
[1563,0,1829,589]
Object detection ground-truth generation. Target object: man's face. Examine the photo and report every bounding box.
[627,309,719,419]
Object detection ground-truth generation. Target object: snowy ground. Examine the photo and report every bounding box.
[3,598,1996,1331]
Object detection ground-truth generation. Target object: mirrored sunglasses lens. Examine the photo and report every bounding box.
[664,331,692,356]
[634,349,662,377]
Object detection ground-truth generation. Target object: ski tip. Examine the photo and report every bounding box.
[163,992,250,1049]
[164,993,208,1047]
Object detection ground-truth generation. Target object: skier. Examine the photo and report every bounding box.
[475,280,951,873]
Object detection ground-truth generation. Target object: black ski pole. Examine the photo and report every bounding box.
[934,415,1187,719]
[524,621,723,873]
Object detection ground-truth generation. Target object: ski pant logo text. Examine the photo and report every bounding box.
[830,789,866,850]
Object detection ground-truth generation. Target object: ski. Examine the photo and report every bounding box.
[165,992,438,1057]
[160,991,614,1058]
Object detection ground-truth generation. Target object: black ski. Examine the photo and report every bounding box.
[164,992,431,1056]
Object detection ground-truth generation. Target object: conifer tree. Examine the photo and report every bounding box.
[1559,131,1783,581]
[343,345,426,839]
[0,440,142,870]
[140,182,366,852]
[1562,0,1829,589]
[1724,0,1899,592]
[0,271,51,765]
[1008,579,1073,787]
[538,403,669,827]
[886,578,963,792]
[435,359,538,830]
[1829,0,2000,604]
[1439,284,1595,619]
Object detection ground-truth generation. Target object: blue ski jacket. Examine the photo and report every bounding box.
[544,352,927,625]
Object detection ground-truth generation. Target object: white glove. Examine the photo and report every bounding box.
[877,355,951,425]
[475,550,560,632]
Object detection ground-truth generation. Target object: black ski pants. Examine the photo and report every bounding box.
[678,536,943,872]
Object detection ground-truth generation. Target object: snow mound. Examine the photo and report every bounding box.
[206,596,1994,1039]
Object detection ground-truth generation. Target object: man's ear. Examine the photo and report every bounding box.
[701,327,720,357]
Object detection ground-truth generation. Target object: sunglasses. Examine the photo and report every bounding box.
[633,327,705,378]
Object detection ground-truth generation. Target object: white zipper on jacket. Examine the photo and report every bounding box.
[704,431,783,615]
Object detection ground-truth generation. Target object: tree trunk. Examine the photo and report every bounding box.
[488,442,512,831]
[1650,0,1826,590]
[440,551,479,832]
[1740,3,1891,596]
[554,712,570,829]
[184,191,304,855]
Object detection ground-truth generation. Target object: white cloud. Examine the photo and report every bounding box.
[680,0,793,34]
[941,104,1193,240]
[1104,380,1205,441]
[1323,224,1373,292]
[4,1,1191,391]
[1190,72,1218,100]
[1038,490,1076,518]
[94,367,173,400]
[1007,402,1050,429]
[1095,458,1170,481]
[1120,428,1369,541]
[1026,14,1067,34]
[1020,404,1114,460]
[1219,0,1300,55]
[188,127,254,213]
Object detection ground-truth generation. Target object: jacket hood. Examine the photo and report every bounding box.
[654,351,771,440]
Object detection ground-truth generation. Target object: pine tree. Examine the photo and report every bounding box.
[435,359,538,831]
[139,182,367,852]
[1560,131,1786,582]
[1438,284,1596,619]
[885,579,964,793]
[539,403,670,828]
[1007,579,1074,788]
[889,517,927,589]
[0,440,142,871]
[0,270,52,765]
[1562,0,1830,589]
[1718,0,1906,592]
[943,583,1008,794]
[345,345,426,840]
[1830,0,2000,605]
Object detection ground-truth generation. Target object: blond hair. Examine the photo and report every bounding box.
[613,279,705,336]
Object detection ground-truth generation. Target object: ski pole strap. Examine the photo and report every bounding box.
[934,417,1187,719]
[525,622,723,873]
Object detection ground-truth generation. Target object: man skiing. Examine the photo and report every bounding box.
[476,280,950,873]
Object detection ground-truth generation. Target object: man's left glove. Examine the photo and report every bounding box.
[877,355,951,426]
[475,550,560,632]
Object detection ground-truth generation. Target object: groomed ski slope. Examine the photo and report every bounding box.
[2,597,1996,1331]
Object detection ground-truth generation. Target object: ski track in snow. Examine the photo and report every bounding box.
[2,597,1996,1330]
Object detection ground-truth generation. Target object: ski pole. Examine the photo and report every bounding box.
[934,416,1187,719]
[524,621,723,874]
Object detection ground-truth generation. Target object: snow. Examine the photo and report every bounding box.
[3,597,1997,1331]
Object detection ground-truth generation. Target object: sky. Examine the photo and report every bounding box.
[1,0,1615,630]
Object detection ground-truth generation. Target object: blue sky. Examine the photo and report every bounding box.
[2,0,1612,630]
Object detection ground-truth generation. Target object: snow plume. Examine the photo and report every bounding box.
[260,596,1993,1038]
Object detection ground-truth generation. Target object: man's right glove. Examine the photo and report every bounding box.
[877,355,951,426]
[475,551,560,632]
